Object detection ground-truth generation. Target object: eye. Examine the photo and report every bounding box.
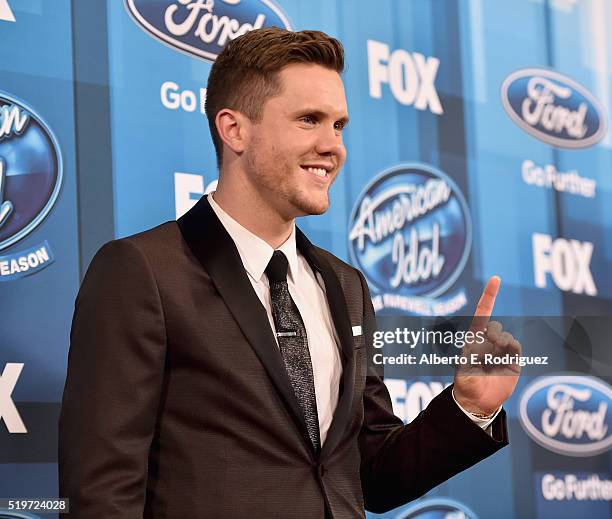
[334,120,347,131]
[300,115,316,125]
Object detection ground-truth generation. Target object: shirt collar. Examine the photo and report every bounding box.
[207,193,300,283]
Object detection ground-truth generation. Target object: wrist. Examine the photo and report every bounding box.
[452,388,498,416]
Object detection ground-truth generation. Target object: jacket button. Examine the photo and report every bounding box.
[318,464,326,477]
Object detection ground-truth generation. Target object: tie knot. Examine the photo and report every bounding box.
[265,250,289,283]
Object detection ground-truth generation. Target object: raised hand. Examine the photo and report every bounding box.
[453,276,522,415]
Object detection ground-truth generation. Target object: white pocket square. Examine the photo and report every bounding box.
[352,325,362,337]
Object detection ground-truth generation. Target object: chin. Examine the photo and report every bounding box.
[293,196,330,216]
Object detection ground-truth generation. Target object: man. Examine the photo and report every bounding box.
[59,28,520,518]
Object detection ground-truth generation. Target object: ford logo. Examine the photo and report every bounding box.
[519,376,612,457]
[0,92,62,251]
[125,0,293,62]
[348,163,471,299]
[501,68,607,148]
[395,497,478,519]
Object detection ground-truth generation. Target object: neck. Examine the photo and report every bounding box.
[212,176,294,250]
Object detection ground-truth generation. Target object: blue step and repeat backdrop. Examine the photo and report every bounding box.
[1,1,611,518]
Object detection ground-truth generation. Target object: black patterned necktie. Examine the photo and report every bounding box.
[265,250,321,452]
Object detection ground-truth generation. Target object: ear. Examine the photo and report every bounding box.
[215,108,250,156]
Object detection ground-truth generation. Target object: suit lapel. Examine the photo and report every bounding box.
[178,196,358,460]
[177,196,312,451]
[296,229,356,462]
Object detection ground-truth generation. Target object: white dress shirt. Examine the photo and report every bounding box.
[208,193,342,444]
[208,193,500,441]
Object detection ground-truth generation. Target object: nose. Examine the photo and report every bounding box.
[314,124,345,159]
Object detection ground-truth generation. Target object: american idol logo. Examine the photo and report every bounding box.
[519,376,612,457]
[125,0,292,62]
[395,497,478,519]
[501,68,607,148]
[0,92,61,281]
[348,164,471,314]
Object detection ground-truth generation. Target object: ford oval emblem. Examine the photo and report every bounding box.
[395,497,478,519]
[519,375,612,457]
[125,0,293,62]
[501,68,607,148]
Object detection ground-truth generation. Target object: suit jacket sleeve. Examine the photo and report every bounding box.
[356,271,509,513]
[59,239,167,518]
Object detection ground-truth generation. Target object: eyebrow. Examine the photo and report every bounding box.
[294,108,350,126]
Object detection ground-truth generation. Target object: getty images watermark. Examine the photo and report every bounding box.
[363,316,612,378]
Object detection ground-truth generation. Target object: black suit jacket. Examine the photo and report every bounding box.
[59,195,508,518]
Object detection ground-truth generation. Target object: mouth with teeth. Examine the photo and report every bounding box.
[300,165,331,183]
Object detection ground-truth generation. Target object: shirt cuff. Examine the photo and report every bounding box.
[452,388,502,432]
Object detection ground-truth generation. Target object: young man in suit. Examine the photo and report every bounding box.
[59,28,521,518]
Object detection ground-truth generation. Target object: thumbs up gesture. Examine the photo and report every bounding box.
[453,276,522,415]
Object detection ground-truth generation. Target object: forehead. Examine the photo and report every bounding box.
[270,63,348,114]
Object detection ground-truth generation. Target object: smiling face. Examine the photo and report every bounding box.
[242,63,348,219]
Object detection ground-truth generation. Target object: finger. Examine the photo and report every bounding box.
[471,276,501,332]
[486,321,503,342]
[498,331,513,348]
[492,331,512,357]
[475,276,501,318]
[505,339,522,374]
[508,338,522,356]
